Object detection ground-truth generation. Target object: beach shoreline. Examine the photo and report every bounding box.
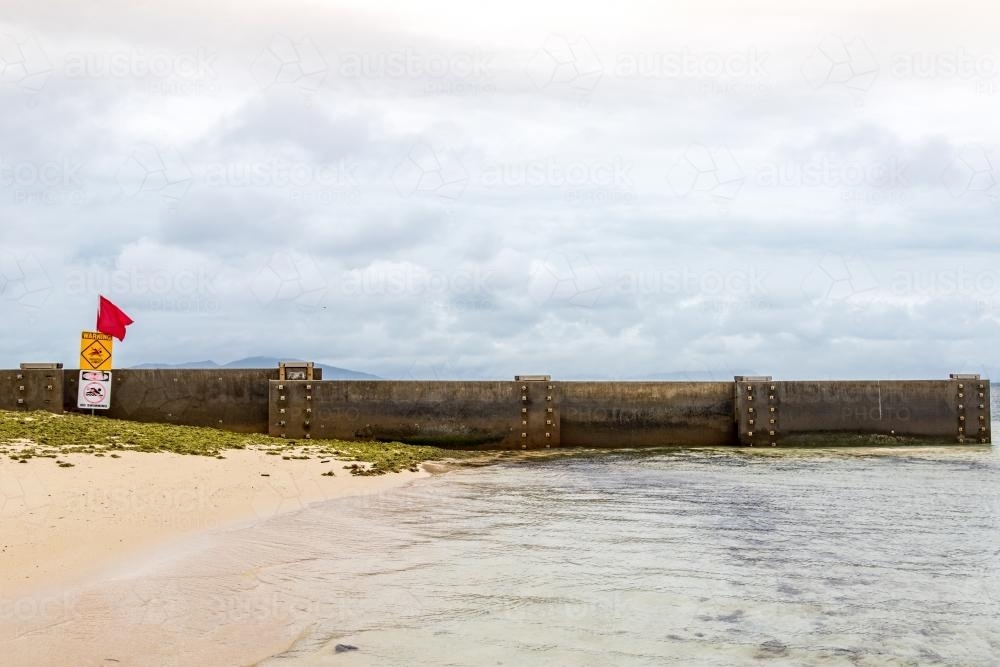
[1,445,997,667]
[0,449,431,601]
[0,445,514,667]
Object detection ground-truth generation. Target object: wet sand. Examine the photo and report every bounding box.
[0,449,427,598]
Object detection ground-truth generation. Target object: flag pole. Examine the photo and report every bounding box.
[95,296,98,415]
[95,296,100,416]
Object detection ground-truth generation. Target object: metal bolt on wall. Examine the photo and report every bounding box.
[515,375,561,449]
[735,376,778,447]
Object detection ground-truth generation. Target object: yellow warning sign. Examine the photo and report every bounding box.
[80,331,113,371]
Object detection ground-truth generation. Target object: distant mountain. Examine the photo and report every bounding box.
[555,371,758,381]
[636,371,758,381]
[131,356,380,379]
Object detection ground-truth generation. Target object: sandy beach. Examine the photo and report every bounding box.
[0,449,427,599]
[0,407,483,666]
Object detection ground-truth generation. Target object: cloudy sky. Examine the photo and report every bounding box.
[1,1,998,380]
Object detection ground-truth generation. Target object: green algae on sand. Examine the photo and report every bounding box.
[0,410,475,474]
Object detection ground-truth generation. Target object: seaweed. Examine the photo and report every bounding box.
[0,410,476,474]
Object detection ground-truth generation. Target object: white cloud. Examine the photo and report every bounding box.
[0,2,998,379]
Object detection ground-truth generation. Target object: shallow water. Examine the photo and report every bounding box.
[249,446,1000,667]
[6,448,1000,666]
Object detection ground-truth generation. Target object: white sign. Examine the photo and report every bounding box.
[77,370,112,410]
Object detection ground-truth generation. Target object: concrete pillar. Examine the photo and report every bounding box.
[515,375,560,449]
[734,376,776,446]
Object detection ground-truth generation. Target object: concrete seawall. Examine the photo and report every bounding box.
[1,367,320,434]
[0,366,991,448]
[560,382,735,448]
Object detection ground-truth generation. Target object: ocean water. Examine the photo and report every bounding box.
[248,447,1000,667]
[9,448,1000,666]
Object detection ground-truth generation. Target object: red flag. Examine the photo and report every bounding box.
[97,295,134,341]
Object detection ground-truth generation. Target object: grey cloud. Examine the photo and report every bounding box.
[1,4,999,380]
